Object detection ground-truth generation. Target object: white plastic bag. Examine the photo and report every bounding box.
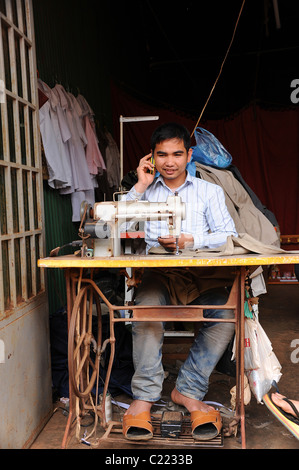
[246,352,282,403]
[244,316,281,402]
[231,311,282,402]
[244,317,273,371]
[244,318,260,370]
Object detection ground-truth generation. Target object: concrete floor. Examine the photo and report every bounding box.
[30,284,299,451]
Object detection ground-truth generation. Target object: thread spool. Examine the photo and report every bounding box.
[99,392,112,422]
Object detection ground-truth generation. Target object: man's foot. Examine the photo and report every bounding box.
[123,400,154,441]
[170,387,214,413]
[124,399,152,417]
[271,393,299,418]
[171,388,222,440]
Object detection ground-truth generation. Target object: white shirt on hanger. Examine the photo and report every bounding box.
[38,79,73,190]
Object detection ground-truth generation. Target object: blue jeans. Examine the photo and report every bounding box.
[131,270,235,402]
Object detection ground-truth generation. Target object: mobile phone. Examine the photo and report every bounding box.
[150,153,155,174]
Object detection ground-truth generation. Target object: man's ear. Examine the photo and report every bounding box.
[187,148,193,163]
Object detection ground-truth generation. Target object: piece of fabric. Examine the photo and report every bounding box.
[53,84,93,195]
[148,233,299,258]
[83,115,106,175]
[105,131,120,189]
[194,233,299,257]
[38,79,73,190]
[195,162,280,247]
[227,164,279,228]
[75,94,106,176]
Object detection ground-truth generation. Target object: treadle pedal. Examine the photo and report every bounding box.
[160,411,183,438]
[95,414,223,448]
[152,413,223,447]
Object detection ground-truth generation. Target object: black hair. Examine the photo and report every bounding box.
[150,122,191,152]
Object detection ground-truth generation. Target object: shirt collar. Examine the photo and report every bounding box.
[153,170,194,191]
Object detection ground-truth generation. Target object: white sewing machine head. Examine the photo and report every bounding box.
[80,194,186,257]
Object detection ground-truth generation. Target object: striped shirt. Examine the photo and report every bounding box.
[123,171,237,253]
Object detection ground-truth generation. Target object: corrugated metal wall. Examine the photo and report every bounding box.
[32,0,113,314]
[43,185,78,314]
[33,0,112,123]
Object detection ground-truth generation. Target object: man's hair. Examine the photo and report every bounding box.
[150,122,191,151]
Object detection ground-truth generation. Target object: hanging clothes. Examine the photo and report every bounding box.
[84,116,106,174]
[52,85,96,221]
[76,94,106,176]
[76,93,94,116]
[104,130,120,189]
[39,79,119,221]
[38,79,73,190]
[52,84,93,193]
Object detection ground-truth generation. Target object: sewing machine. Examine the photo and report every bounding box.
[80,193,186,257]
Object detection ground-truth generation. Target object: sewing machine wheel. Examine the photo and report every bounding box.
[79,200,92,223]
[68,285,102,398]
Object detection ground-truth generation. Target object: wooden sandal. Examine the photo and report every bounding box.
[122,411,153,440]
[191,409,222,440]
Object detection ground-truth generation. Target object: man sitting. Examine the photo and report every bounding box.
[122,122,238,441]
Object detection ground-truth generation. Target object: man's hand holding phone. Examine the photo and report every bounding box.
[135,153,156,193]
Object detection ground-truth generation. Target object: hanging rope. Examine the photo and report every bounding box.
[190,0,246,137]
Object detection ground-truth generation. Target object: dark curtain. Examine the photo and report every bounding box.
[111,82,299,236]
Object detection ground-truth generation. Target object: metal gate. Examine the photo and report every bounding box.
[0,0,52,448]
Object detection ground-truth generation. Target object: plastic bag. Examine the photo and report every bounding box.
[191,127,233,168]
[246,353,282,403]
[244,317,281,403]
[244,318,273,371]
[244,318,260,370]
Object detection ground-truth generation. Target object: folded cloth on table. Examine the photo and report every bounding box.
[148,233,299,257]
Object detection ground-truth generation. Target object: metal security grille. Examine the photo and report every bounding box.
[0,0,44,318]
